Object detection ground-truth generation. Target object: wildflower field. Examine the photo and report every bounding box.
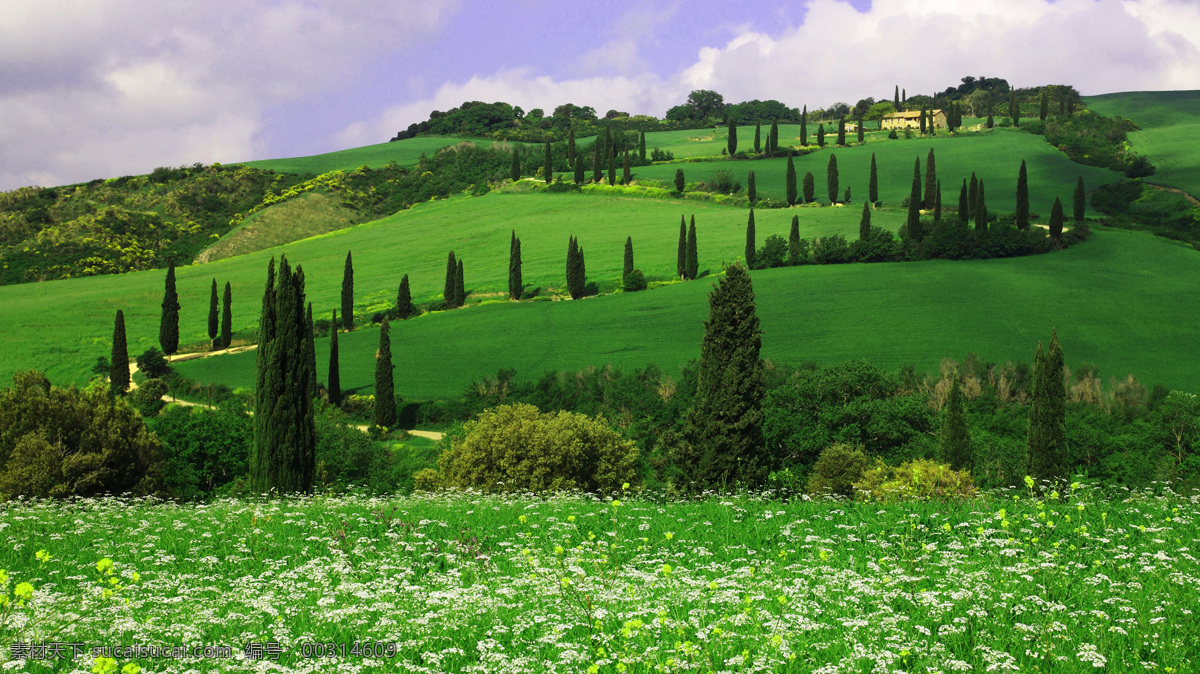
[1,485,1196,673]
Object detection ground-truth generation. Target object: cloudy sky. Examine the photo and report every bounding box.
[2,0,1198,191]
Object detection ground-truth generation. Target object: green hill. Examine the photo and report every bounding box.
[239,136,494,175]
[1085,90,1200,198]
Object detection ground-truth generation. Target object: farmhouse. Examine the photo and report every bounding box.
[881,109,947,130]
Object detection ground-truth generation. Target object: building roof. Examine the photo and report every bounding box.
[885,109,944,119]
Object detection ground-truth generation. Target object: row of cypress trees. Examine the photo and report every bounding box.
[206,278,233,350]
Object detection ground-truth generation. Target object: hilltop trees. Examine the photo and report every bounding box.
[251,255,316,494]
[1027,331,1068,486]
[1016,160,1030,230]
[566,236,586,299]
[220,282,232,349]
[328,310,341,406]
[444,251,457,307]
[159,263,180,359]
[869,153,879,205]
[785,154,797,206]
[509,231,523,301]
[375,320,396,428]
[681,263,767,488]
[686,217,698,281]
[208,279,219,349]
[827,154,839,204]
[342,251,354,330]
[110,310,129,395]
[396,274,412,319]
[745,209,756,269]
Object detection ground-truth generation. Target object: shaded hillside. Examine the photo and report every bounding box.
[1085,90,1200,198]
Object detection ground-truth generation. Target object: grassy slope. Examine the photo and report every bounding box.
[239,136,493,174]
[1,192,903,387]
[197,192,361,263]
[175,225,1200,399]
[1085,90,1200,198]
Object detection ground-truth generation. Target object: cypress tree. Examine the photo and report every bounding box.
[827,154,839,204]
[952,181,967,228]
[857,113,865,143]
[397,273,412,319]
[574,153,584,184]
[304,299,316,402]
[251,254,316,494]
[443,251,457,307]
[566,236,585,299]
[727,116,738,156]
[544,142,552,183]
[110,309,129,395]
[745,208,756,269]
[341,251,354,331]
[568,127,576,167]
[639,130,646,161]
[837,116,846,146]
[747,171,757,203]
[607,146,616,185]
[511,147,521,182]
[894,85,901,112]
[1010,95,1020,127]
[859,200,872,241]
[919,107,927,135]
[1027,331,1068,488]
[924,148,937,209]
[975,181,988,233]
[1016,160,1030,230]
[681,263,767,488]
[785,154,797,206]
[769,119,779,155]
[968,173,979,218]
[623,150,631,185]
[817,123,825,148]
[1040,90,1049,122]
[328,310,340,406]
[906,158,923,241]
[934,180,942,222]
[869,153,879,205]
[208,278,219,349]
[674,168,685,193]
[940,377,973,472]
[254,257,277,410]
[623,236,634,281]
[159,263,180,359]
[677,216,687,279]
[1073,177,1086,223]
[753,121,761,153]
[788,215,801,265]
[509,232,523,300]
[986,95,995,129]
[375,320,396,428]
[455,259,466,308]
[592,136,602,182]
[686,216,698,281]
[802,172,815,204]
[1049,197,1065,241]
[220,281,232,349]
[800,106,808,146]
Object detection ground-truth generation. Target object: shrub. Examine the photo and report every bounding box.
[755,234,788,269]
[853,458,977,501]
[888,130,899,140]
[130,378,169,417]
[436,403,639,493]
[137,347,171,379]
[623,269,648,292]
[806,443,869,497]
[704,170,741,194]
[149,406,251,500]
[339,394,374,421]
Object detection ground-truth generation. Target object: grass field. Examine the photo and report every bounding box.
[175,222,1200,400]
[197,192,363,263]
[238,136,496,175]
[1085,90,1200,199]
[0,487,1195,673]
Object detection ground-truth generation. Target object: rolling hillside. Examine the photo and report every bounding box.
[1085,90,1200,198]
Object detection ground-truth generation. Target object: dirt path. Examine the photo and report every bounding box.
[353,425,444,442]
[1145,182,1200,207]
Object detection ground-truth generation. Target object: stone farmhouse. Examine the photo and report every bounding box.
[881,109,947,130]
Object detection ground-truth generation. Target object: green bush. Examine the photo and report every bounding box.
[806,443,869,497]
[436,403,639,493]
[130,378,169,417]
[853,458,977,501]
[623,269,648,292]
[136,347,171,379]
[149,406,251,500]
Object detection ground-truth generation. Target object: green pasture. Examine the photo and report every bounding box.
[176,225,1200,399]
[1086,90,1200,198]
[238,136,495,175]
[0,192,903,387]
[631,131,1124,215]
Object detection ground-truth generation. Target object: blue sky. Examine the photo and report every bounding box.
[1,0,1197,191]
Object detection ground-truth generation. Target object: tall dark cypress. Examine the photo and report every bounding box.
[220,281,232,349]
[509,231,523,301]
[396,274,412,319]
[906,158,923,242]
[836,116,846,146]
[375,320,396,428]
[817,123,825,148]
[975,180,988,233]
[753,121,761,153]
[1049,197,1065,241]
[800,106,808,146]
[568,127,576,167]
[607,146,616,185]
[747,171,757,203]
[1073,177,1086,223]
[788,215,801,265]
[159,263,180,359]
[869,153,879,205]
[574,153,584,184]
[986,95,995,129]
[727,116,738,156]
[110,309,129,395]
[592,135,602,182]
[745,208,756,269]
[859,200,872,241]
[686,216,698,281]
[958,179,969,224]
[544,142,552,183]
[511,146,521,182]
[1027,331,1067,488]
[894,85,901,112]
[304,299,316,402]
[328,310,341,406]
[677,216,687,279]
[785,153,797,206]
[566,236,585,299]
[623,236,634,281]
[826,154,839,204]
[675,168,685,193]
[940,377,973,472]
[934,180,942,222]
[768,119,779,155]
[208,278,219,349]
[623,150,631,185]
[968,173,979,218]
[1016,160,1031,230]
[443,251,457,307]
[924,148,937,209]
[455,259,466,308]
[857,113,865,143]
[803,171,815,204]
[638,130,646,161]
[1010,95,1020,127]
[919,107,927,135]
[342,251,354,330]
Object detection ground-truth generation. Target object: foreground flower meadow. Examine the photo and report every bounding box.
[0,485,1196,673]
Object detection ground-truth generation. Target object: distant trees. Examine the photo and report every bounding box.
[800,106,808,146]
[817,123,826,148]
[396,273,412,319]
[592,137,602,182]
[574,152,584,184]
[924,149,937,209]
[975,180,988,234]
[1016,160,1030,230]
[727,116,738,155]
[208,279,219,349]
[623,150,631,185]
[1049,197,1065,241]
[110,310,129,395]
[543,143,552,183]
[1027,331,1067,486]
[1010,94,1020,127]
[455,258,466,308]
[444,251,457,308]
[674,168,685,193]
[1040,90,1049,121]
[869,153,879,205]
[375,320,396,428]
[837,117,846,146]
[768,119,779,155]
[509,231,523,300]
[1074,177,1086,222]
[745,208,756,269]
[623,236,634,281]
[511,147,521,182]
[803,171,815,204]
[566,236,586,299]
[342,251,354,330]
[958,180,969,224]
[568,127,577,167]
[785,154,797,206]
[159,264,180,359]
[859,201,872,241]
[906,158,923,242]
[753,121,761,153]
[686,217,698,281]
[827,154,839,204]
[220,282,232,349]
[328,309,341,406]
[639,131,647,161]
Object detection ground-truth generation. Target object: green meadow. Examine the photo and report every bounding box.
[1085,90,1200,198]
[238,136,496,175]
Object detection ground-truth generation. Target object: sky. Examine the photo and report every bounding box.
[2,0,1199,191]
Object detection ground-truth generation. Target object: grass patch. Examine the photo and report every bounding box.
[198,192,363,263]
[237,136,496,175]
[1085,90,1200,199]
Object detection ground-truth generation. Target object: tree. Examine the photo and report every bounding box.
[328,310,340,406]
[919,107,927,135]
[592,136,602,182]
[686,216,698,281]
[511,147,521,182]
[110,310,129,395]
[934,179,942,222]
[639,130,646,161]
[859,201,872,241]
[220,282,232,349]
[1049,197,1064,241]
[958,179,970,225]
[924,148,937,209]
[677,216,687,279]
[444,251,457,307]
[727,116,738,156]
[745,209,756,269]
[939,377,973,472]
[566,236,585,299]
[817,123,825,148]
[1073,177,1086,223]
[159,263,180,359]
[342,251,354,330]
[747,171,757,203]
[800,106,808,146]
[788,215,801,265]
[455,258,466,308]
[573,152,584,184]
[986,94,995,129]
[785,154,798,206]
[1010,94,1020,127]
[509,231,523,300]
[769,119,779,155]
[623,150,631,185]
[208,278,219,349]
[975,180,988,233]
[1040,90,1049,121]
[681,263,767,488]
[869,153,879,204]
[607,145,616,185]
[1027,331,1067,487]
[894,85,901,112]
[686,89,726,120]
[837,116,846,146]
[543,143,552,183]
[568,127,576,167]
[753,121,761,153]
[857,113,865,143]
[397,273,412,318]
[623,236,634,281]
[1016,160,1030,230]
[375,320,396,428]
[968,173,978,219]
[802,171,815,204]
[906,157,923,242]
[251,255,316,494]
[827,154,839,204]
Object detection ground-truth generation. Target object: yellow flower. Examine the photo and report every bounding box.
[92,657,118,673]
[942,523,952,532]
[664,532,674,540]
[35,550,51,564]
[554,546,564,555]
[1024,475,1035,489]
[121,665,141,674]
[519,515,528,525]
[662,564,673,575]
[567,515,576,523]
[612,500,621,508]
[96,558,114,575]
[622,482,630,490]
[14,582,34,603]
